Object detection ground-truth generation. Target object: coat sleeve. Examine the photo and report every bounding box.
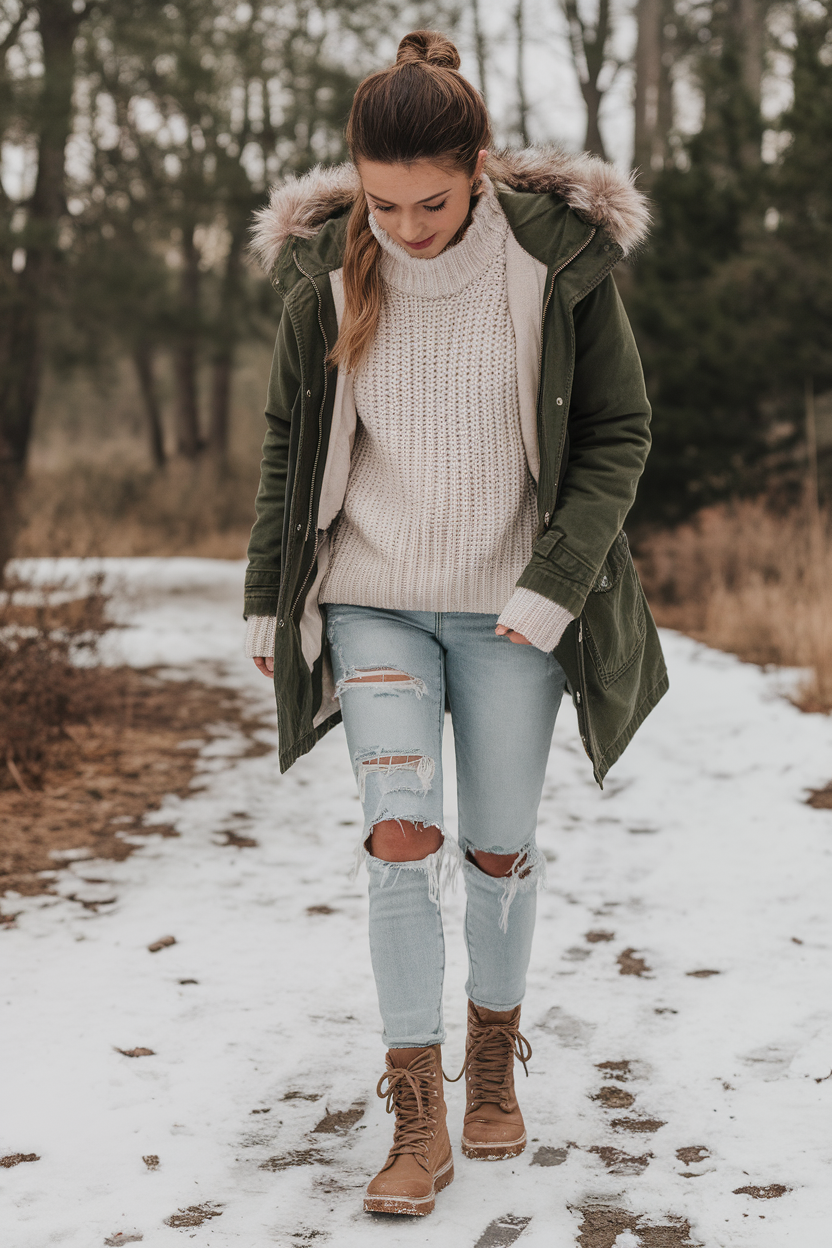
[515,273,651,618]
[244,309,302,618]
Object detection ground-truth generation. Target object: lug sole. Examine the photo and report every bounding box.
[461,1132,526,1161]
[364,1156,454,1216]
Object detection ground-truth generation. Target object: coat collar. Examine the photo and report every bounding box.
[251,147,650,294]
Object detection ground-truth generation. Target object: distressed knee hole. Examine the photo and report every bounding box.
[355,751,435,801]
[335,668,427,699]
[468,848,530,879]
[368,819,444,863]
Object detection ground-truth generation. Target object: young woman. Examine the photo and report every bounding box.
[246,30,667,1217]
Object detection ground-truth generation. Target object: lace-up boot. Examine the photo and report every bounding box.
[364,1044,454,1216]
[458,1001,531,1159]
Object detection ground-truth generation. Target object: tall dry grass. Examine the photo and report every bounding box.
[14,458,259,559]
[636,500,832,710]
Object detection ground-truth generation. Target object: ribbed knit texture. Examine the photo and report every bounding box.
[319,183,539,615]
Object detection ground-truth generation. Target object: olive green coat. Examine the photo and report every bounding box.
[245,149,668,780]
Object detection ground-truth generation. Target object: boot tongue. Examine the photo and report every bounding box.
[471,1004,521,1026]
[388,1046,432,1069]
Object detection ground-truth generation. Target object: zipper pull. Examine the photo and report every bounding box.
[578,621,583,644]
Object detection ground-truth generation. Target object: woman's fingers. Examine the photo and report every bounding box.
[494,626,531,645]
[253,656,274,677]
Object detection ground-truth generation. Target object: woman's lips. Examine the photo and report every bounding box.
[405,234,436,251]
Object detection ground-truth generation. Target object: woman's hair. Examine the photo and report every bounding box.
[329,31,492,372]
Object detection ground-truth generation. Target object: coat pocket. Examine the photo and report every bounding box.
[581,532,646,688]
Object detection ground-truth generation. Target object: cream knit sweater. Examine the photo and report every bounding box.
[246,182,573,657]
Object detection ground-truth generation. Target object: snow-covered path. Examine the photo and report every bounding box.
[2,558,831,1248]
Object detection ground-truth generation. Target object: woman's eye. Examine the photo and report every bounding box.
[371,204,393,213]
[425,200,447,213]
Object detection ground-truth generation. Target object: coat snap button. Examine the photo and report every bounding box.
[277,620,285,628]
[600,574,610,588]
[556,397,563,405]
[544,511,550,525]
[306,389,311,397]
[296,523,302,531]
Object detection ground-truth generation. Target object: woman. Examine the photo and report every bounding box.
[246,31,668,1217]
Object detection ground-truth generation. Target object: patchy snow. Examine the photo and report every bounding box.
[2,557,831,1247]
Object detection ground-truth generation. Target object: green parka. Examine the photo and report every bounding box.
[245,148,668,780]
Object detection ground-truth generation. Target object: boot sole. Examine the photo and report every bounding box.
[461,1132,526,1160]
[364,1155,454,1216]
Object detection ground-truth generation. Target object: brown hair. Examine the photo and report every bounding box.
[329,31,492,372]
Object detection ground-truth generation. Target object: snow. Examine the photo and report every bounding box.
[2,557,831,1247]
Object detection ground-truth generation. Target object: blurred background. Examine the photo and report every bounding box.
[1,0,831,700]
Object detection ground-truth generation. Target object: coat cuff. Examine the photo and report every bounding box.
[245,614,277,658]
[497,588,575,652]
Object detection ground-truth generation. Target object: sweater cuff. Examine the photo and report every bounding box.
[245,614,277,658]
[497,588,575,652]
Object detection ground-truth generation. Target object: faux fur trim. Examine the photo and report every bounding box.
[250,147,650,274]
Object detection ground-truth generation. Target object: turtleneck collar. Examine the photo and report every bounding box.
[367,174,508,298]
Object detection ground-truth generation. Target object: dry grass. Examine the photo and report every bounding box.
[14,458,259,559]
[636,499,832,711]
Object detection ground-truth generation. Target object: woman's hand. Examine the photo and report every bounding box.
[494,625,531,645]
[253,656,275,677]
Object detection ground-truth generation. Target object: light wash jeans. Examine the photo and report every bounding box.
[326,605,567,1049]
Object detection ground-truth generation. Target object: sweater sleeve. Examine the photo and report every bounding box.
[245,615,277,658]
[497,587,575,652]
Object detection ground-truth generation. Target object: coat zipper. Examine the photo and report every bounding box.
[276,251,329,627]
[535,227,597,535]
[575,618,595,764]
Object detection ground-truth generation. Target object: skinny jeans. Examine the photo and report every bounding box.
[325,605,566,1048]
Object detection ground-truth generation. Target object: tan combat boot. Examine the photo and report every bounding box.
[364,1044,454,1216]
[456,1001,532,1160]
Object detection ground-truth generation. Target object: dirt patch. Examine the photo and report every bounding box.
[147,935,176,952]
[115,1047,154,1058]
[312,1103,365,1134]
[307,905,337,915]
[807,783,832,809]
[530,1145,570,1166]
[164,1202,223,1227]
[142,1154,159,1169]
[575,1206,700,1247]
[733,1183,790,1199]
[612,1117,666,1133]
[686,969,721,978]
[618,948,651,976]
[0,1152,39,1167]
[585,930,615,943]
[222,829,259,848]
[676,1146,709,1164]
[282,1091,322,1102]
[259,1148,330,1171]
[588,1145,652,1175]
[593,1086,635,1109]
[0,669,269,901]
[596,1059,632,1080]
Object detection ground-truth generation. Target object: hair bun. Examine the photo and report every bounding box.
[396,30,461,71]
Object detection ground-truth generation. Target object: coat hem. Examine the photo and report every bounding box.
[593,670,669,782]
[278,712,342,774]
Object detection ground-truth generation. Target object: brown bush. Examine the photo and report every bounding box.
[636,500,832,710]
[0,576,117,789]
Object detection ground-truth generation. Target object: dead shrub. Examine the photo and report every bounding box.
[0,575,116,789]
[636,499,832,710]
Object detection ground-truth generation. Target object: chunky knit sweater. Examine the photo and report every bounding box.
[246,181,574,657]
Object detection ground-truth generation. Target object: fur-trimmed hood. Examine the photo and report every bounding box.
[250,147,650,277]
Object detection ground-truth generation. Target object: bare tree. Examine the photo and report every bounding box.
[561,0,622,159]
[470,0,490,105]
[514,0,531,145]
[633,0,675,178]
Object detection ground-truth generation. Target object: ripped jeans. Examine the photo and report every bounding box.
[325,605,567,1048]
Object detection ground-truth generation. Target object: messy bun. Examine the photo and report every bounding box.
[330,31,492,374]
[396,30,461,70]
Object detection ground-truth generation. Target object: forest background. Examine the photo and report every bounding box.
[1,0,832,704]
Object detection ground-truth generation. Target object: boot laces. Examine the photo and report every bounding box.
[376,1050,438,1167]
[445,1017,532,1109]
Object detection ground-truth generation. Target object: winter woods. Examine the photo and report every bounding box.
[1,0,831,571]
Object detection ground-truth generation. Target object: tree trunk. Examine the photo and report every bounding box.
[208,227,245,460]
[133,343,166,469]
[174,226,202,458]
[471,0,490,106]
[581,81,607,160]
[0,0,81,580]
[514,0,530,146]
[634,0,661,174]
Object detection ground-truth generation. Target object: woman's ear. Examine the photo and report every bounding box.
[474,149,489,181]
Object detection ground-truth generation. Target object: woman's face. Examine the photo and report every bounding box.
[358,150,488,260]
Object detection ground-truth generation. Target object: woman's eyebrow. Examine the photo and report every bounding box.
[367,187,451,206]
